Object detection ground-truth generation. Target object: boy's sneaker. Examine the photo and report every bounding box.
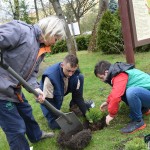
[120,119,146,134]
[40,131,55,140]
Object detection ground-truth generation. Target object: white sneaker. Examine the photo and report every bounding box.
[40,131,55,140]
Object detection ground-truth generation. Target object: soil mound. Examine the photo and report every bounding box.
[57,129,92,150]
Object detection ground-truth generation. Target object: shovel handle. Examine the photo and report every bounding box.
[0,63,72,124]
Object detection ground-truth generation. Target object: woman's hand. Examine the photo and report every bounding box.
[100,102,108,112]
[35,88,45,103]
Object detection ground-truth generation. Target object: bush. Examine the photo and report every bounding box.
[51,40,67,54]
[96,10,124,54]
[136,44,150,52]
[85,34,92,48]
[51,35,91,54]
[86,108,105,124]
[76,35,91,51]
[125,137,147,150]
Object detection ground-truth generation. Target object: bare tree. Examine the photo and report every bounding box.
[63,0,98,29]
[34,0,39,21]
[39,0,54,17]
[0,1,13,17]
[13,0,19,19]
[3,0,20,19]
[88,0,109,52]
[48,0,54,14]
[49,0,77,55]
[39,0,48,17]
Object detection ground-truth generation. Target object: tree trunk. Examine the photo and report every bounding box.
[76,17,81,33]
[34,0,39,21]
[13,0,19,19]
[40,0,48,17]
[88,0,109,52]
[50,0,77,56]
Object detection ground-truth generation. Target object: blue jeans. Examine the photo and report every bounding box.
[125,87,150,121]
[0,94,42,150]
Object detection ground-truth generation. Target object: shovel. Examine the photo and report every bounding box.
[0,52,83,135]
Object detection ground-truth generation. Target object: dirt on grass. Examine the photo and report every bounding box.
[57,129,92,150]
[70,104,107,131]
[57,105,107,149]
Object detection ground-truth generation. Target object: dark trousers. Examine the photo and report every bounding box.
[67,74,87,115]
[0,94,42,150]
[40,74,87,129]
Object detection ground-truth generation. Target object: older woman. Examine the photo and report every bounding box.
[0,16,66,150]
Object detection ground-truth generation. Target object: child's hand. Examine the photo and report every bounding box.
[100,102,108,112]
[106,115,114,125]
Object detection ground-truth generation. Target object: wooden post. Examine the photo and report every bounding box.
[118,0,135,64]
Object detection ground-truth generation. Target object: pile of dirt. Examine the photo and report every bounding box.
[57,129,92,150]
[57,106,107,149]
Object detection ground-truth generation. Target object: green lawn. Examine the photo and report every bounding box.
[1,51,150,150]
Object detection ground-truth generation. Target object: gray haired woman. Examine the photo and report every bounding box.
[0,15,66,150]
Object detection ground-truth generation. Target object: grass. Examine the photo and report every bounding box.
[1,51,150,150]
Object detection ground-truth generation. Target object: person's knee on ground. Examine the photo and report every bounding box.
[40,104,60,130]
[48,119,60,130]
[69,99,95,117]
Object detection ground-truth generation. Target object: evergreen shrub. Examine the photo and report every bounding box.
[51,40,67,54]
[76,35,91,51]
[86,108,104,124]
[96,10,124,54]
[51,35,91,54]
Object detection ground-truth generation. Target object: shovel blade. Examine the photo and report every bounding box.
[56,112,83,135]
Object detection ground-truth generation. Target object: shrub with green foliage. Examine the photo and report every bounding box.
[96,10,124,54]
[86,108,105,124]
[51,40,67,54]
[51,34,91,54]
[76,35,91,51]
[125,137,147,150]
[20,0,33,24]
[136,44,150,52]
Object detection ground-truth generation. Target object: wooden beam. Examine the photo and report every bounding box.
[118,0,135,64]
